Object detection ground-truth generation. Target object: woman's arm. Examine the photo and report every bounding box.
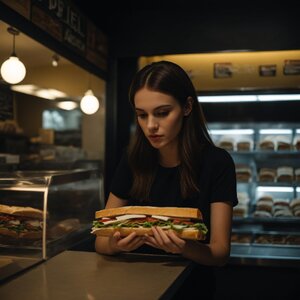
[182,201,232,266]
[145,201,233,266]
[95,193,145,255]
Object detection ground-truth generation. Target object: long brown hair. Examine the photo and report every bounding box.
[128,61,213,201]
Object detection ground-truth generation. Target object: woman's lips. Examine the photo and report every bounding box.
[148,135,163,142]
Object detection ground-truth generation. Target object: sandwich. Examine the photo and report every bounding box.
[0,204,44,239]
[91,206,208,240]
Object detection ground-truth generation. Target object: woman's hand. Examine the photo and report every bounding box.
[108,231,145,253]
[144,226,186,254]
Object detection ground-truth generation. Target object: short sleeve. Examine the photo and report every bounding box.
[110,152,133,200]
[210,148,238,207]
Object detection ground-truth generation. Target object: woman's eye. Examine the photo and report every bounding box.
[156,111,169,117]
[137,113,147,119]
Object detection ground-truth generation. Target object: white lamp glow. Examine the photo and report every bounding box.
[1,56,26,84]
[80,89,100,115]
[0,27,26,85]
[57,101,78,110]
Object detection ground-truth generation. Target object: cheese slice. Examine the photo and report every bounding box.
[99,219,120,225]
[151,215,170,221]
[115,214,146,221]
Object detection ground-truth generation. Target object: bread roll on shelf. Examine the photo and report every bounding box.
[277,166,294,182]
[285,235,300,245]
[218,136,235,151]
[233,192,250,217]
[231,233,252,244]
[236,138,253,151]
[273,198,293,217]
[290,198,300,217]
[253,195,274,217]
[294,137,300,150]
[276,135,292,151]
[259,136,275,151]
[254,234,287,245]
[258,167,277,182]
[235,164,252,182]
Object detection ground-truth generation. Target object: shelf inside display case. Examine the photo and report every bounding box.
[0,169,103,282]
[208,121,300,264]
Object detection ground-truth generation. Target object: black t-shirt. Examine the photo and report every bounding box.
[110,145,238,294]
[110,144,238,243]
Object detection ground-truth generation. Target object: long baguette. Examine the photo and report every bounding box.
[95,206,202,219]
[92,227,204,240]
[0,204,43,219]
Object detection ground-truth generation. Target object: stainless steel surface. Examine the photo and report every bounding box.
[0,251,192,300]
[0,256,41,283]
[0,169,99,189]
[230,244,300,267]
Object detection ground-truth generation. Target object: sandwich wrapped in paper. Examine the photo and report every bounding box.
[91,206,208,240]
[0,204,44,239]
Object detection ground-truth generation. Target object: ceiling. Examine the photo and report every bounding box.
[0,21,71,69]
[0,20,105,101]
[1,7,299,93]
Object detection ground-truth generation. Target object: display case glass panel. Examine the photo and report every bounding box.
[0,169,103,282]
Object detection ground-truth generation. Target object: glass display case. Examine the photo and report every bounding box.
[209,122,300,265]
[0,169,103,282]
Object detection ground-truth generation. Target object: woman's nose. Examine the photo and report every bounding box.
[147,116,158,131]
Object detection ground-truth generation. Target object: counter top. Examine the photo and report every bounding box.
[0,251,192,300]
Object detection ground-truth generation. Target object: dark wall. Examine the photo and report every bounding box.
[104,58,137,197]
[106,9,300,57]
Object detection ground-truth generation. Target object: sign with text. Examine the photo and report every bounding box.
[214,63,233,78]
[31,0,86,55]
[284,60,300,75]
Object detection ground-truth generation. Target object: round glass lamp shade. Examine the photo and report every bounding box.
[80,89,100,115]
[1,56,26,84]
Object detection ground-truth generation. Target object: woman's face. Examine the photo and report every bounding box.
[134,88,184,151]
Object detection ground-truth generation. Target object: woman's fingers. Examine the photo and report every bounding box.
[150,227,184,254]
[115,232,145,251]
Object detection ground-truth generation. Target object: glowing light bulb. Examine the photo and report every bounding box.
[1,56,26,84]
[80,89,100,115]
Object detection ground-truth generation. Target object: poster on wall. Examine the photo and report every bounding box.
[283,60,300,75]
[214,63,233,78]
[259,65,276,77]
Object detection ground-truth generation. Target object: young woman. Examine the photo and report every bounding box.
[95,61,238,298]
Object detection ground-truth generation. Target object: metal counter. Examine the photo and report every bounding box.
[0,251,193,300]
[230,244,300,267]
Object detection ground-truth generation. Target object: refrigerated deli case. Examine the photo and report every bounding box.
[209,121,300,266]
[0,169,103,282]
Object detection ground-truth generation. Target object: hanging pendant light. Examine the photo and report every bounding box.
[80,74,100,115]
[1,27,26,84]
[80,89,100,115]
[52,53,59,67]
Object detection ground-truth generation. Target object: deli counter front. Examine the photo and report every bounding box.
[0,169,103,282]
